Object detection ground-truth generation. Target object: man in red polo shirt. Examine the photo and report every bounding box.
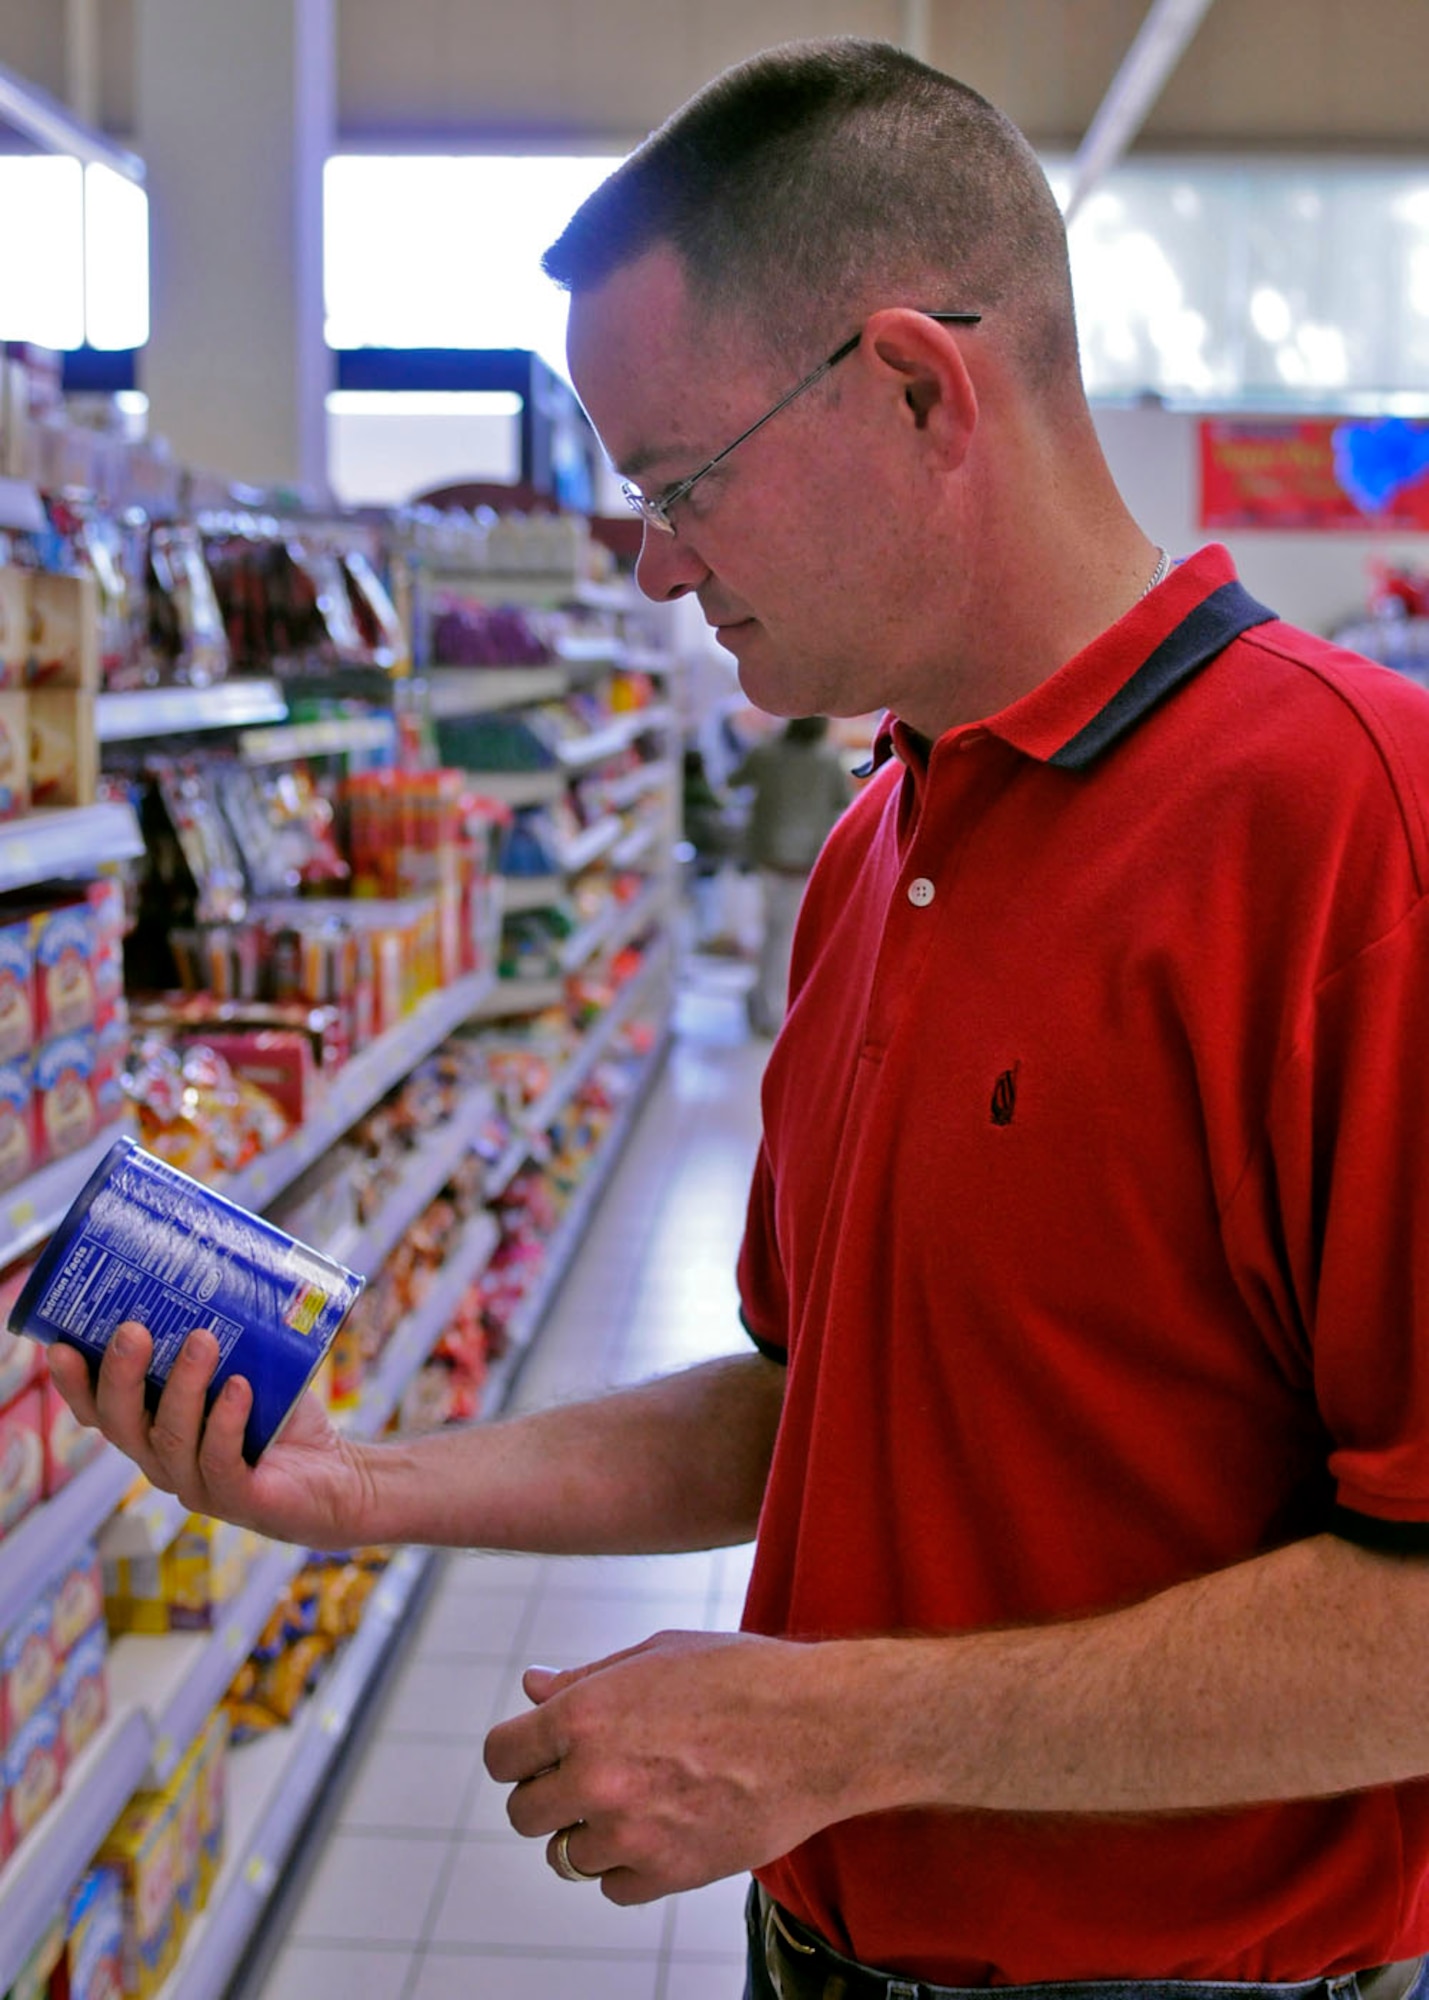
[51,37,1429,2000]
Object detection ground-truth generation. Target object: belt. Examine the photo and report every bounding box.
[754,1887,1426,2000]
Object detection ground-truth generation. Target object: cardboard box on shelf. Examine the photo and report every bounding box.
[0,692,29,820]
[28,571,99,689]
[29,687,98,808]
[0,570,28,690]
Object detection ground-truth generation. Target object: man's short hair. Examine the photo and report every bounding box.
[543,37,1079,387]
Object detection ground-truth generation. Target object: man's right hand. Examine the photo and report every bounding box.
[46,1323,374,1551]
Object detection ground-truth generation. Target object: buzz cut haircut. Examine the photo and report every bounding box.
[543,37,1079,387]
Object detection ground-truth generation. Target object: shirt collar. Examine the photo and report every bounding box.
[856,545,1276,781]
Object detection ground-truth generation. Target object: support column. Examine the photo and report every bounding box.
[134,0,333,496]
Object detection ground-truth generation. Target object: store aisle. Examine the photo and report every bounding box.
[256,968,769,2000]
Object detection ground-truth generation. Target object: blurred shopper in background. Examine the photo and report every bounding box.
[728,715,851,1034]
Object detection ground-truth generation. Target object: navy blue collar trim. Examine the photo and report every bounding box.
[1048,579,1276,771]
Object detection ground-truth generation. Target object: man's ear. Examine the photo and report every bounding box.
[861,308,978,462]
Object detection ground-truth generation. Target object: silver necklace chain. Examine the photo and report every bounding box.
[1142,545,1171,597]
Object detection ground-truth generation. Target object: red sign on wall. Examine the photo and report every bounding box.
[1199,417,1429,531]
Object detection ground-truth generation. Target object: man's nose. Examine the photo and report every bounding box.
[634,522,708,602]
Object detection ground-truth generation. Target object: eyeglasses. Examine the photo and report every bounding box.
[621,309,983,534]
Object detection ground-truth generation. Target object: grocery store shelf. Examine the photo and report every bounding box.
[96,682,288,743]
[0,1705,153,1991]
[498,875,565,915]
[459,769,564,808]
[475,975,565,1019]
[425,665,567,716]
[605,762,671,812]
[97,1479,192,1563]
[342,1210,502,1440]
[610,818,664,870]
[556,707,672,773]
[501,1020,672,1365]
[108,1541,310,1789]
[424,570,630,613]
[160,1546,435,2000]
[0,802,145,896]
[525,937,673,1136]
[0,1114,138,1268]
[237,715,396,765]
[0,1447,138,1644]
[323,1083,497,1282]
[560,813,624,873]
[221,969,495,1213]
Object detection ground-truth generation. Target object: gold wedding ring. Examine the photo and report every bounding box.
[551,1824,600,1883]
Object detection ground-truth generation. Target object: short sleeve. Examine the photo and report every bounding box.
[1255,895,1429,1535]
[736,1139,789,1363]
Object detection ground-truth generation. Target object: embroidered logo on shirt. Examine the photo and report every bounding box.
[990,1064,1020,1126]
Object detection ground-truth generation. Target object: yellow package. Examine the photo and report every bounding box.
[103,1553,170,1637]
[190,1709,229,1907]
[96,1790,179,2000]
[160,1517,251,1631]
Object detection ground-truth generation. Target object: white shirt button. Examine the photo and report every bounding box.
[908,877,936,907]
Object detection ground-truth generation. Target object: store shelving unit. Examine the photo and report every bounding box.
[0,534,684,1999]
[220,968,494,1213]
[95,683,289,743]
[0,802,145,896]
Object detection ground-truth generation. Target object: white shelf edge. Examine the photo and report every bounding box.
[221,969,495,1213]
[457,769,564,808]
[426,666,569,716]
[605,764,671,812]
[0,803,146,896]
[96,683,288,744]
[474,976,564,1020]
[499,875,565,915]
[237,715,396,765]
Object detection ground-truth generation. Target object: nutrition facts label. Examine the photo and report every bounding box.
[33,1233,243,1373]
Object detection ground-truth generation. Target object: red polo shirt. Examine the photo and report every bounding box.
[738,544,1429,1984]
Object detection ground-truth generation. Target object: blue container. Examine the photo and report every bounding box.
[9,1136,363,1463]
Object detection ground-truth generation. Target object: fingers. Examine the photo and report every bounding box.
[45,1341,100,1426]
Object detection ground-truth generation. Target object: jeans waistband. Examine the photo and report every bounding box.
[747,1885,1427,2000]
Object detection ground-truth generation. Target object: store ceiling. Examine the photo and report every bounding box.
[0,0,1426,168]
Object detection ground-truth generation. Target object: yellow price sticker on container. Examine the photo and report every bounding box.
[245,1855,275,1892]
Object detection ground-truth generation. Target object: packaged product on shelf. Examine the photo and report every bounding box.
[0,1059,37,1193]
[29,687,99,809]
[28,895,102,1040]
[103,1512,257,1635]
[40,1365,107,1494]
[188,1709,228,1907]
[0,1382,44,1537]
[172,1028,315,1134]
[168,1744,203,1921]
[0,1593,55,1744]
[5,1689,63,1844]
[140,524,229,688]
[28,570,100,688]
[0,1277,41,1406]
[96,1788,181,2000]
[0,692,30,820]
[48,1542,105,1657]
[34,1029,101,1164]
[61,1864,125,2000]
[0,916,34,1062]
[56,1619,109,1766]
[9,1135,364,1465]
[0,568,27,688]
[6,1906,65,2000]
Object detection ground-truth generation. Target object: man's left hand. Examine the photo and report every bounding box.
[483,1628,851,1903]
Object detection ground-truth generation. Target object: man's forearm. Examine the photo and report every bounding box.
[794,1532,1429,1821]
[348,1352,784,1555]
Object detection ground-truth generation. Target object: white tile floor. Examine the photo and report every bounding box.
[258,967,768,2000]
